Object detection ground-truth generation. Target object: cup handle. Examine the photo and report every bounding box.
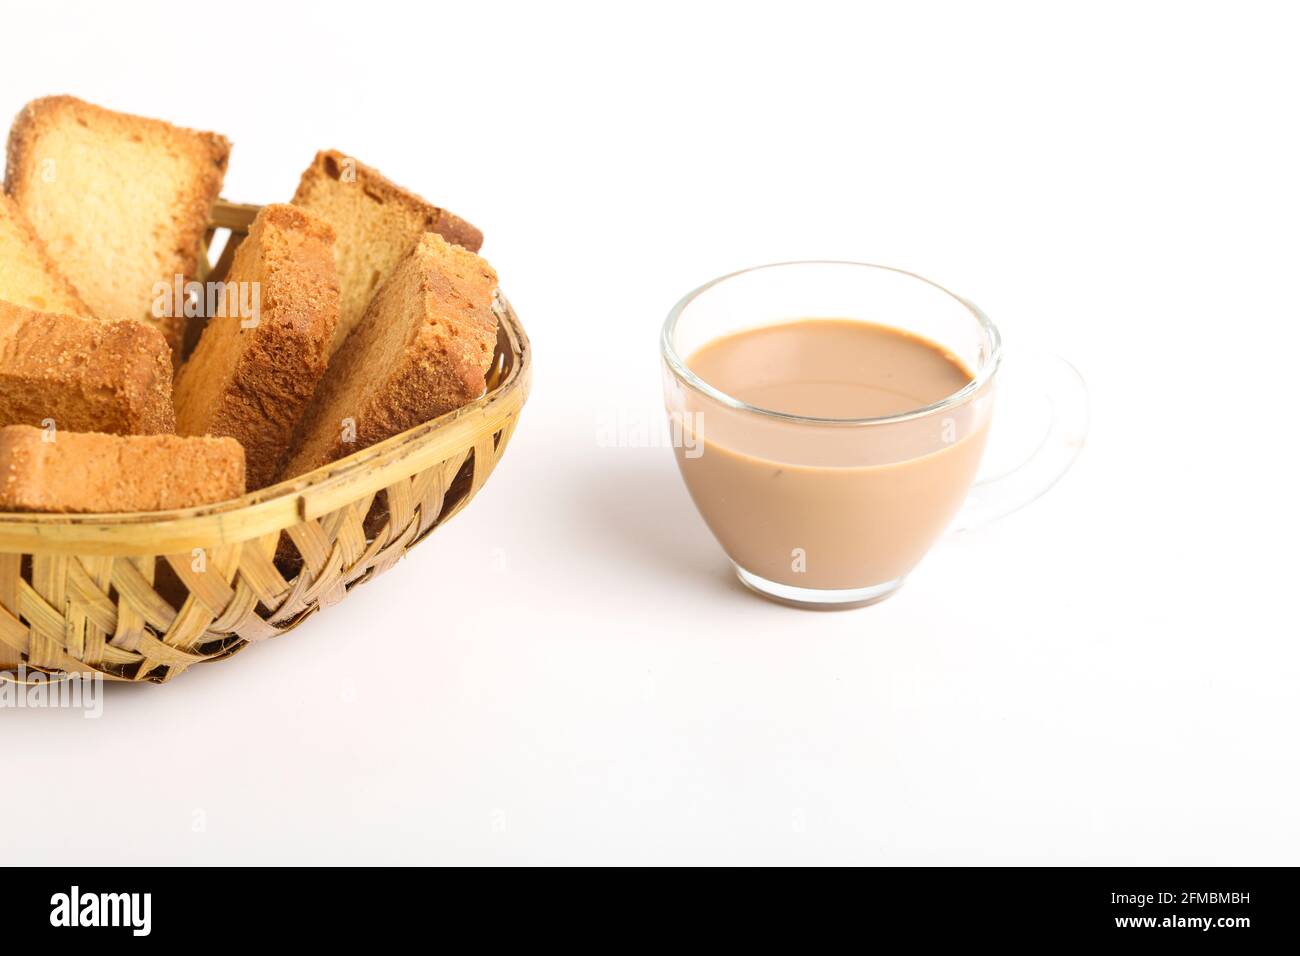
[951,350,1089,532]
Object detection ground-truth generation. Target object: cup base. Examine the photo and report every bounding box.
[733,566,905,610]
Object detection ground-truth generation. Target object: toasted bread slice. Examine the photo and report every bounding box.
[5,96,230,358]
[0,300,174,434]
[0,425,243,513]
[173,204,339,489]
[281,233,497,480]
[0,194,92,317]
[291,149,483,353]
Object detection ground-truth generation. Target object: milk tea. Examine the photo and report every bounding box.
[673,319,991,591]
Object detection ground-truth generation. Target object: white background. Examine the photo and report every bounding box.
[3,0,1297,865]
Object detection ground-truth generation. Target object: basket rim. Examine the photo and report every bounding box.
[0,293,531,555]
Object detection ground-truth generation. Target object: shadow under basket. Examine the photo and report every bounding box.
[0,199,532,684]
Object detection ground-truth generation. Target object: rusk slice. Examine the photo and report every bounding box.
[173,204,339,490]
[0,426,244,513]
[281,233,497,480]
[0,194,92,317]
[5,95,230,358]
[0,300,174,435]
[291,149,483,353]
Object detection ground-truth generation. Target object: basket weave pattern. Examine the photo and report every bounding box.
[0,201,530,683]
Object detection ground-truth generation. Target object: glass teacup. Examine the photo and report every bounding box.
[661,261,1086,608]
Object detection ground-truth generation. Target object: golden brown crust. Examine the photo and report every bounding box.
[0,194,93,317]
[291,149,483,353]
[0,300,174,434]
[294,149,483,251]
[281,233,497,480]
[173,204,339,489]
[0,425,244,513]
[5,95,230,360]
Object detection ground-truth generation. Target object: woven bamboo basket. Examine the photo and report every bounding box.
[0,199,531,684]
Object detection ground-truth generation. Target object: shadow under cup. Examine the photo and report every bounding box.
[661,261,1001,609]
